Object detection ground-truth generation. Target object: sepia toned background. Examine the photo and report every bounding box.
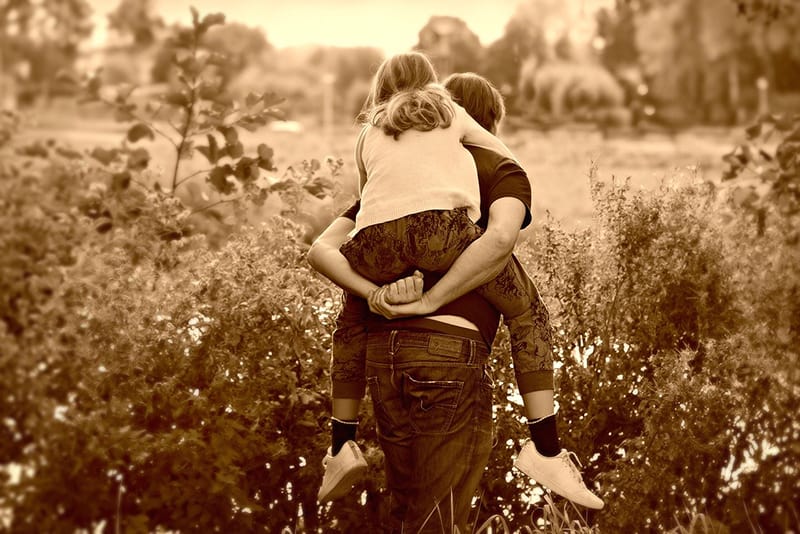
[1,0,798,532]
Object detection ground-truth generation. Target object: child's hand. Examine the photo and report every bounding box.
[383,270,424,304]
[368,271,437,319]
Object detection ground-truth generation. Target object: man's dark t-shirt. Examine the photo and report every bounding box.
[339,145,532,347]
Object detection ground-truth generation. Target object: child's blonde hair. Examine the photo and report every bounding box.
[363,52,454,139]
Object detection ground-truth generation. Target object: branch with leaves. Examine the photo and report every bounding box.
[79,6,285,211]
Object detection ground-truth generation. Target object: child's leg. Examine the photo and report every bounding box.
[330,291,369,454]
[473,255,560,454]
[480,258,603,508]
[319,291,371,503]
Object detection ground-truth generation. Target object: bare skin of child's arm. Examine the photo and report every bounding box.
[370,197,527,318]
[307,217,379,299]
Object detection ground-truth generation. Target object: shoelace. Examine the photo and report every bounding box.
[563,451,589,487]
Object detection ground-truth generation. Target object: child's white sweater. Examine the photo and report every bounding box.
[354,103,513,234]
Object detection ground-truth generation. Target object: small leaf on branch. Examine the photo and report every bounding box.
[234,158,249,179]
[234,157,259,181]
[175,29,194,47]
[261,92,285,108]
[208,165,235,195]
[90,147,121,166]
[96,218,113,234]
[227,141,244,159]
[304,177,334,199]
[219,126,238,146]
[17,143,48,158]
[177,56,203,78]
[741,144,754,163]
[165,90,189,107]
[257,143,275,170]
[199,80,220,100]
[251,186,269,206]
[223,111,243,127]
[245,92,261,107]
[196,134,221,164]
[160,229,183,242]
[112,171,132,191]
[269,179,292,193]
[127,148,150,171]
[127,123,155,143]
[745,122,762,139]
[200,13,226,31]
[257,144,273,161]
[55,146,83,160]
[249,161,260,182]
[83,75,102,100]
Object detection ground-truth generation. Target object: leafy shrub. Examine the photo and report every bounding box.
[0,109,19,148]
[503,169,798,532]
[3,140,798,532]
[0,147,388,531]
[721,112,800,237]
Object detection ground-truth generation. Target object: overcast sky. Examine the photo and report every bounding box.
[87,0,526,53]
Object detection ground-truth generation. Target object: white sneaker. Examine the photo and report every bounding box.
[317,440,368,502]
[513,440,604,509]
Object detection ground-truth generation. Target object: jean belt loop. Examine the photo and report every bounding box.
[468,339,476,365]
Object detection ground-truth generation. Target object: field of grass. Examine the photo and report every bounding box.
[21,108,741,235]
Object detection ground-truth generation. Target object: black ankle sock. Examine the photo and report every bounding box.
[331,418,358,455]
[527,414,560,457]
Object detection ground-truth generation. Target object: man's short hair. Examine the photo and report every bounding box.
[443,73,506,133]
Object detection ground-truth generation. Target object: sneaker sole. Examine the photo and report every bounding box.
[513,459,604,509]
[318,462,368,502]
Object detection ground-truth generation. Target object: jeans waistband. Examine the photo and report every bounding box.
[366,329,490,366]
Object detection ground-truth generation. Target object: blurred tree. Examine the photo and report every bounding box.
[482,2,553,93]
[0,0,93,106]
[414,16,484,77]
[596,0,639,73]
[731,0,795,21]
[309,46,384,119]
[203,22,272,87]
[152,22,271,87]
[611,0,800,125]
[107,0,164,47]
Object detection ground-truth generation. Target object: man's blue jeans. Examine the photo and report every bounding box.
[365,329,494,533]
